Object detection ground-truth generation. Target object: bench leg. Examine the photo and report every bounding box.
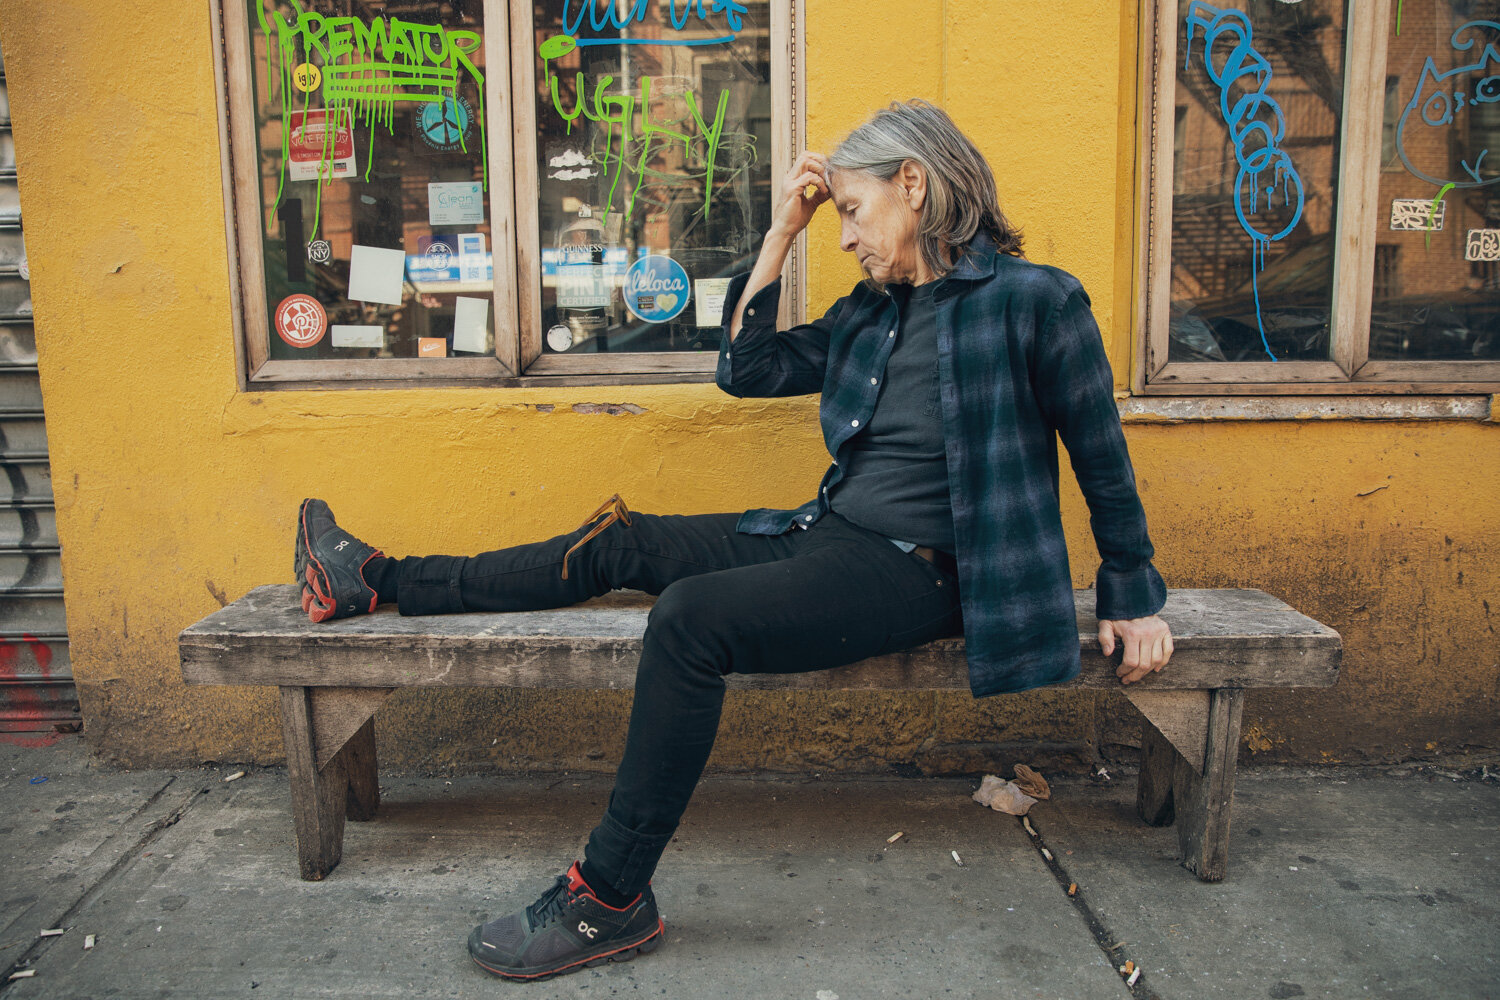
[343,715,380,823]
[1136,720,1177,827]
[280,686,349,881]
[1170,688,1245,882]
[1131,687,1245,882]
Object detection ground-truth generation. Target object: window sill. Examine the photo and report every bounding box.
[1116,394,1496,423]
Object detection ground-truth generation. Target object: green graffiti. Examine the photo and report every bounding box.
[256,1,486,236]
[538,33,738,225]
[1427,182,1454,252]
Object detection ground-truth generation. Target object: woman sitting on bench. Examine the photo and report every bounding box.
[295,99,1174,983]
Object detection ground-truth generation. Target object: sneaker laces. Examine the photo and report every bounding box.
[525,876,576,931]
[560,493,633,580]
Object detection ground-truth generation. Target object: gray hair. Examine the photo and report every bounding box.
[829,99,1023,281]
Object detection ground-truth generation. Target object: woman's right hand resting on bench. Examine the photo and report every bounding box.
[1098,614,1173,685]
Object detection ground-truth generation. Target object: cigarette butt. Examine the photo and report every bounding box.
[1127,968,1142,987]
[84,934,95,950]
[224,771,245,782]
[803,183,818,200]
[951,850,964,866]
[887,831,904,844]
[1067,882,1077,896]
[8,970,36,980]
[39,928,64,937]
[1023,817,1037,837]
[1041,847,1053,862]
[1124,960,1135,974]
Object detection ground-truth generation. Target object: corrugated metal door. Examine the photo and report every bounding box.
[0,38,79,735]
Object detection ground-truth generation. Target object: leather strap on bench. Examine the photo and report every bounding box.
[561,493,633,580]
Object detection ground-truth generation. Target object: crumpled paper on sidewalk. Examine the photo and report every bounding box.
[972,775,1038,815]
[973,765,1052,816]
[1012,764,1051,800]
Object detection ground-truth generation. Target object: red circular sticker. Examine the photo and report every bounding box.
[275,294,327,348]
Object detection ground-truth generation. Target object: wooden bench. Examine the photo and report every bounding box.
[179,584,1340,883]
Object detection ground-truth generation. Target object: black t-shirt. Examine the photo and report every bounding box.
[827,281,955,553]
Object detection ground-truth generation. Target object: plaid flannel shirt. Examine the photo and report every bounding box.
[716,234,1165,696]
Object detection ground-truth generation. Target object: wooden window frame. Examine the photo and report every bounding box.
[215,0,804,390]
[1136,0,1500,395]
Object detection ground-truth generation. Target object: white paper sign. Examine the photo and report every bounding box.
[331,324,384,348]
[348,245,407,304]
[695,277,732,327]
[452,296,490,354]
[428,182,485,226]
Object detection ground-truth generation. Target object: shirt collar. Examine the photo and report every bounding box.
[946,232,999,283]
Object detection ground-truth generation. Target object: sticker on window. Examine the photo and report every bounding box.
[1465,229,1500,261]
[1391,198,1444,231]
[287,109,356,183]
[624,255,690,324]
[275,294,327,348]
[428,182,485,227]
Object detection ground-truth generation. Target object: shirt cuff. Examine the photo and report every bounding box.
[1094,564,1167,622]
[720,273,783,332]
[717,275,784,385]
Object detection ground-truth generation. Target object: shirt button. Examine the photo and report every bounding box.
[870,377,878,385]
[888,330,895,338]
[850,419,859,427]
[804,515,813,522]
[747,308,756,317]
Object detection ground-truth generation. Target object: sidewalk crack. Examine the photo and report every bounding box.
[1019,813,1160,999]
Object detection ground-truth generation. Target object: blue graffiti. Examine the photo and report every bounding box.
[562,0,746,46]
[1184,2,1305,362]
[1394,21,1500,189]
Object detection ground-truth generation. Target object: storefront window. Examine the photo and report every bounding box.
[248,0,495,363]
[1142,0,1500,390]
[1370,0,1500,362]
[530,3,772,356]
[220,0,798,384]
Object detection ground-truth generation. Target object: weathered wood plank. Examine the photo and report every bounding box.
[309,687,392,771]
[342,715,380,823]
[279,686,348,881]
[1136,719,1177,827]
[1174,688,1245,882]
[181,586,1342,691]
[1125,689,1209,771]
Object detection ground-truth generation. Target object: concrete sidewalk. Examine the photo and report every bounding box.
[1,736,1495,1000]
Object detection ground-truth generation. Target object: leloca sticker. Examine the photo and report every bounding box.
[419,96,475,152]
[623,255,691,324]
[275,294,328,348]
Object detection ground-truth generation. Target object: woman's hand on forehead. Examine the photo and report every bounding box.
[771,150,833,238]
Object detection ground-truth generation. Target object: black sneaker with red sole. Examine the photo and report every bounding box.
[468,862,664,982]
[295,498,382,623]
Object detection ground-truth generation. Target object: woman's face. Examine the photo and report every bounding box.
[829,167,931,285]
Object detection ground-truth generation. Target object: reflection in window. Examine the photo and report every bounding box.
[1371,1,1500,361]
[1168,0,1344,363]
[531,3,771,354]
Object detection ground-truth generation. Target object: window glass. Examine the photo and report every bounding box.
[1168,1,1345,363]
[1371,1,1500,361]
[530,1,771,354]
[248,1,495,361]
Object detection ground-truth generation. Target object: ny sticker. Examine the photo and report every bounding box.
[307,240,333,265]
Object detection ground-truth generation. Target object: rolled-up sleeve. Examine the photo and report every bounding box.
[716,275,843,398]
[1033,285,1167,622]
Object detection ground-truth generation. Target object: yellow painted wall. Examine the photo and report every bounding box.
[0,1,1494,773]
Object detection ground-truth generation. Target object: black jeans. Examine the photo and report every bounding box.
[388,509,962,896]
